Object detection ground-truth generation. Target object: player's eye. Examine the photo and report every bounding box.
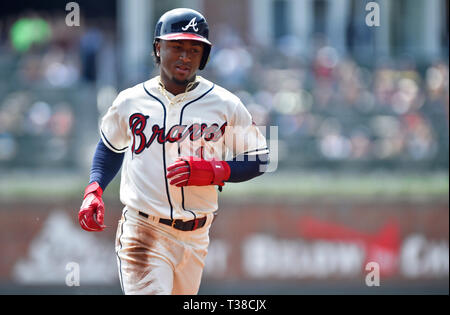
[171,44,182,50]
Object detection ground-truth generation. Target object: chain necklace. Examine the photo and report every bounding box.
[158,77,198,106]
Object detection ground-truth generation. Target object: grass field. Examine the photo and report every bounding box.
[0,169,448,202]
[221,170,449,201]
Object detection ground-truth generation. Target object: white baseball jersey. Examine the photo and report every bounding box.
[100,75,268,221]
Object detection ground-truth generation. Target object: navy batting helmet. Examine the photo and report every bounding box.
[153,8,212,70]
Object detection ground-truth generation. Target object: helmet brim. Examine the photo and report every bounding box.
[156,32,212,46]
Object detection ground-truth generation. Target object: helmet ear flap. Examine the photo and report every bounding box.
[199,44,211,70]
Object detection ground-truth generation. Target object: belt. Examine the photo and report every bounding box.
[138,211,207,231]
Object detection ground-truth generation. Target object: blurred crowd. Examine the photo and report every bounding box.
[0,14,114,168]
[0,14,448,171]
[203,28,449,169]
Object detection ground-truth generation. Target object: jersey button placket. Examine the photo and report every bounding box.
[165,103,183,216]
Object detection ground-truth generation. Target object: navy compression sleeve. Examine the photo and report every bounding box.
[226,153,269,183]
[89,140,125,190]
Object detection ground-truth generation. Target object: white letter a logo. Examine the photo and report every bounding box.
[182,17,199,32]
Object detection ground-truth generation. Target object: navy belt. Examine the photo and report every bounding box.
[138,211,207,231]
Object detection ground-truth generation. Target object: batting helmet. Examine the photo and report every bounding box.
[153,8,212,70]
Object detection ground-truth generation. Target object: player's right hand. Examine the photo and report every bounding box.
[78,182,106,232]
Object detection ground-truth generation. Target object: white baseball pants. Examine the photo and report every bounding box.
[115,207,213,295]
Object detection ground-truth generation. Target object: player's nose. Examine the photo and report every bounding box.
[179,50,191,62]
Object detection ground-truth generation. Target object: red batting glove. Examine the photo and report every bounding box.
[166,156,231,187]
[78,182,106,232]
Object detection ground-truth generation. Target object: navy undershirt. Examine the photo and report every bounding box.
[89,140,124,190]
[226,153,269,182]
[89,139,268,191]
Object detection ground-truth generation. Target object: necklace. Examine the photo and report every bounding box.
[158,78,198,106]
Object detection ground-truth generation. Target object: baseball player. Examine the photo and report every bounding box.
[78,8,269,295]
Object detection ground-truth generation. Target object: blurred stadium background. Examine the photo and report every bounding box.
[0,0,448,294]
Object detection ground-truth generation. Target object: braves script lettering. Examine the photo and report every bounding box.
[129,113,227,155]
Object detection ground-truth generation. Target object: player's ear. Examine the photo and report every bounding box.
[153,40,161,66]
[155,41,161,57]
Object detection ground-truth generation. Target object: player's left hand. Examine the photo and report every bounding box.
[166,156,230,187]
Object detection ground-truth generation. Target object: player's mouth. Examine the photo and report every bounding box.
[174,64,191,77]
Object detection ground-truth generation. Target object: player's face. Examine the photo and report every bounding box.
[157,40,204,87]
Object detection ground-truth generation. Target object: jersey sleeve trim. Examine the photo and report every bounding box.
[240,147,269,156]
[100,130,129,153]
